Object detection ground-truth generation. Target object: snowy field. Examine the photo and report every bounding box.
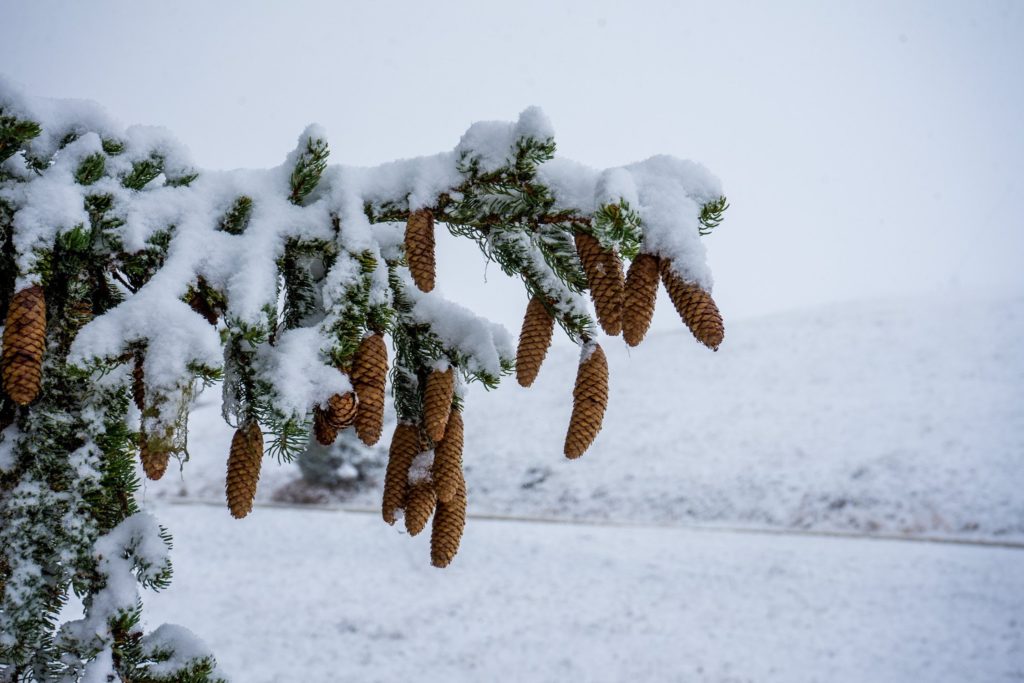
[143,291,1024,541]
[146,504,1024,683]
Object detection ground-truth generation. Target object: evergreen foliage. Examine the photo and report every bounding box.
[0,83,727,681]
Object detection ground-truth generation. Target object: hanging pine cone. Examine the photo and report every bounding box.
[405,208,436,292]
[2,285,46,406]
[382,423,420,525]
[324,391,358,429]
[225,422,264,519]
[431,479,466,568]
[623,254,660,347]
[423,367,455,443]
[574,232,624,336]
[139,434,170,481]
[659,259,724,350]
[131,352,146,412]
[432,408,464,504]
[404,481,437,537]
[516,296,554,387]
[351,334,388,446]
[564,343,609,459]
[313,408,338,446]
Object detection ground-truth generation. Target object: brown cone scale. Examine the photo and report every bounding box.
[351,334,388,446]
[516,296,554,387]
[423,367,455,443]
[405,208,436,292]
[2,285,46,405]
[225,423,264,519]
[623,254,660,347]
[139,435,170,481]
[659,259,724,350]
[574,233,624,336]
[131,353,146,412]
[430,478,466,568]
[313,408,338,446]
[382,423,420,525]
[324,391,357,429]
[564,343,609,459]
[404,481,437,536]
[432,408,464,504]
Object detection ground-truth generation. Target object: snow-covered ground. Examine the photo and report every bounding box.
[144,291,1024,540]
[146,504,1024,683]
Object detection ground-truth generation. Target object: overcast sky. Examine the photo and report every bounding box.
[1,0,1021,337]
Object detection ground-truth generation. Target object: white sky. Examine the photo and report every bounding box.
[2,0,1021,337]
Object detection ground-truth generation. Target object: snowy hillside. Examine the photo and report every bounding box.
[142,291,1024,541]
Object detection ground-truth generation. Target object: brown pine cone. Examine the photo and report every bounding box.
[313,408,338,446]
[382,423,420,525]
[516,296,554,387]
[423,367,455,443]
[404,481,437,536]
[2,285,46,405]
[131,352,146,412]
[659,260,724,350]
[225,422,264,519]
[432,408,464,504]
[324,391,358,429]
[405,208,436,292]
[139,433,170,481]
[623,254,660,347]
[574,232,624,336]
[431,479,466,568]
[351,334,388,446]
[564,343,609,459]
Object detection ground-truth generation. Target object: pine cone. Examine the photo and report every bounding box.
[324,391,358,429]
[225,423,264,519]
[139,433,170,481]
[432,408,464,504]
[659,260,724,350]
[431,479,466,568]
[313,408,338,446]
[575,233,624,336]
[382,423,420,525]
[423,367,455,443]
[351,334,388,446]
[404,481,437,536]
[564,343,609,459]
[131,352,146,412]
[405,208,436,292]
[2,285,46,405]
[623,254,660,347]
[516,296,554,387]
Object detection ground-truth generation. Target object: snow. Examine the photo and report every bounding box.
[256,327,352,420]
[143,503,1024,683]
[141,292,1024,542]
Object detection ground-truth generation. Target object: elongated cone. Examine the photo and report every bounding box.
[2,285,46,405]
[431,478,466,568]
[564,343,609,459]
[382,423,420,525]
[325,391,358,429]
[623,254,660,347]
[405,481,437,536]
[131,353,146,412]
[423,367,455,443]
[139,436,170,481]
[516,297,554,387]
[432,408,464,503]
[225,422,264,519]
[659,259,724,350]
[313,408,338,446]
[351,334,388,445]
[405,208,435,292]
[574,233,624,336]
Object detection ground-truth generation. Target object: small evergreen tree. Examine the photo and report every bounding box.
[0,78,727,681]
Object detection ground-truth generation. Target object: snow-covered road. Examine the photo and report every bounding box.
[145,504,1024,683]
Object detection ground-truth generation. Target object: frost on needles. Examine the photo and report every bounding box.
[0,76,727,681]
